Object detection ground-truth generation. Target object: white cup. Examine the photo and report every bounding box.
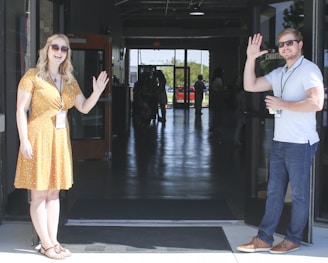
[268,108,276,114]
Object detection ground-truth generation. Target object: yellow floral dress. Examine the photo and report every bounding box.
[14,68,82,190]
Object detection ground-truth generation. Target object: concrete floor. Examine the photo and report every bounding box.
[1,220,327,263]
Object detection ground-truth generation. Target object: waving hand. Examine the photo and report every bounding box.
[247,33,268,59]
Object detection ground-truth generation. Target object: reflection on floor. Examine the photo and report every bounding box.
[68,106,245,220]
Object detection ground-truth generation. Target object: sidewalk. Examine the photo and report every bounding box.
[0,220,327,262]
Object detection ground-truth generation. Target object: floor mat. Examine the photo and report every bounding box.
[68,199,235,220]
[58,226,232,252]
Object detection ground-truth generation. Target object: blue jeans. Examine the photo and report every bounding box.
[257,141,318,245]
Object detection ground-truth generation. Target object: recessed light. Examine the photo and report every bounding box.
[189,11,205,16]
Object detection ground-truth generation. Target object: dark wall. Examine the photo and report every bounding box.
[209,38,246,94]
[0,0,4,113]
[66,0,125,84]
[0,0,4,223]
[5,0,26,194]
[65,0,123,41]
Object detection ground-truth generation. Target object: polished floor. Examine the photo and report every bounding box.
[3,105,328,262]
[68,105,246,220]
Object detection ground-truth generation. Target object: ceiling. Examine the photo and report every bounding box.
[114,0,252,39]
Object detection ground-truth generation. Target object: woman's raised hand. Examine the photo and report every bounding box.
[93,71,109,95]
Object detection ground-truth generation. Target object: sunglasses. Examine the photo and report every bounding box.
[277,39,300,48]
[50,44,69,53]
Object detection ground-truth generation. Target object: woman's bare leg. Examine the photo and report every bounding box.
[30,189,64,259]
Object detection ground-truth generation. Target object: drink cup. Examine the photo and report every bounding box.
[268,108,276,114]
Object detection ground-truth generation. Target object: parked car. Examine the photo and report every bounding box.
[175,86,195,104]
[165,86,173,93]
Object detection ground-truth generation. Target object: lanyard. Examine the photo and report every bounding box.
[280,57,304,98]
[50,75,64,110]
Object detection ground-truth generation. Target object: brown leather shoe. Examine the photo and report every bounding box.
[269,239,300,254]
[236,237,272,252]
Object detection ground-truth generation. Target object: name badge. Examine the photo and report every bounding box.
[275,110,282,118]
[56,110,67,129]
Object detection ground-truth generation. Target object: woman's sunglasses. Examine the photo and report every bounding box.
[277,39,300,48]
[50,44,69,53]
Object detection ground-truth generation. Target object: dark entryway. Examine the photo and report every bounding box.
[65,104,245,222]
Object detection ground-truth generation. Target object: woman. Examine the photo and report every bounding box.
[14,34,109,259]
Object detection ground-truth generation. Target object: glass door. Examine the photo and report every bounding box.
[68,34,112,159]
[243,1,314,243]
[173,66,191,108]
[317,1,328,223]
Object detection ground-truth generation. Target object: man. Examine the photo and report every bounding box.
[194,74,206,114]
[237,28,324,254]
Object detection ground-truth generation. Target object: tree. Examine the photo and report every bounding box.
[282,0,304,31]
[158,59,209,88]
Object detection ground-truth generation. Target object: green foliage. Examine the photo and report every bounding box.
[259,55,285,75]
[188,61,209,84]
[282,0,304,31]
[157,59,209,88]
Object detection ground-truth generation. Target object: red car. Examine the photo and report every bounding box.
[175,86,195,104]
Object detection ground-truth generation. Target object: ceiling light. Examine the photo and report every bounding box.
[189,4,204,16]
[189,10,204,16]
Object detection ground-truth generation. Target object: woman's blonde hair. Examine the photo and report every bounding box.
[36,34,75,84]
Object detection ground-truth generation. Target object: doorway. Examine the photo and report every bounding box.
[65,107,245,222]
[68,34,112,160]
[242,0,319,243]
[173,66,191,108]
[129,49,209,109]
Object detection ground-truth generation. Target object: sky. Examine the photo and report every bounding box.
[129,49,209,67]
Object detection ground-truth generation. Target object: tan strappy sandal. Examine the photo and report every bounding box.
[39,246,66,260]
[54,243,72,257]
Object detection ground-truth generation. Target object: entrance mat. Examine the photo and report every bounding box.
[58,226,231,252]
[68,199,235,220]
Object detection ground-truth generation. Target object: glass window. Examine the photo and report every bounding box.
[70,49,106,139]
[254,1,304,201]
[318,2,328,221]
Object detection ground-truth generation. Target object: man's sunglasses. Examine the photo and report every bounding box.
[277,39,300,48]
[50,44,69,53]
